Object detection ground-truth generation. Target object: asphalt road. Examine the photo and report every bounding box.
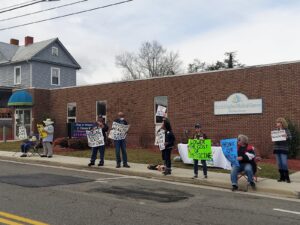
[0,159,299,225]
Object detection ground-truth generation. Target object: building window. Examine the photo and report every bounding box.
[51,67,60,85]
[96,101,107,123]
[67,102,76,123]
[14,66,21,85]
[52,47,58,56]
[154,96,168,124]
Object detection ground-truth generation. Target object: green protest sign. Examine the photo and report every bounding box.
[188,139,212,160]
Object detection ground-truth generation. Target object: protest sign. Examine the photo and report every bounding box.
[70,122,94,138]
[108,122,130,140]
[156,105,167,117]
[37,124,47,139]
[188,139,212,160]
[86,128,105,147]
[271,130,287,142]
[18,125,27,140]
[155,129,165,151]
[221,138,239,166]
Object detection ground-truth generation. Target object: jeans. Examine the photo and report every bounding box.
[162,148,172,169]
[114,140,128,165]
[275,154,288,170]
[90,145,105,163]
[21,143,31,153]
[193,160,207,176]
[231,163,254,186]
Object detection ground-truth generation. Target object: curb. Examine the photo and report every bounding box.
[0,155,299,199]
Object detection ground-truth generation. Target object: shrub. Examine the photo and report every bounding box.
[68,138,89,150]
[287,120,300,159]
[53,137,69,148]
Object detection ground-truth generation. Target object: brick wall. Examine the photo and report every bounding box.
[29,61,300,156]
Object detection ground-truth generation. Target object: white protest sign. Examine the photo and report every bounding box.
[86,128,105,147]
[155,129,165,151]
[271,130,287,142]
[156,105,167,117]
[108,122,130,140]
[18,125,28,140]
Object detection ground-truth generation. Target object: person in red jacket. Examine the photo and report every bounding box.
[231,134,257,191]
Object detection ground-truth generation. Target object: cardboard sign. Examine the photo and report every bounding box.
[37,124,47,139]
[155,129,165,151]
[108,122,130,140]
[156,105,167,117]
[18,125,28,140]
[86,128,105,147]
[188,139,212,160]
[271,130,287,142]
[221,138,239,167]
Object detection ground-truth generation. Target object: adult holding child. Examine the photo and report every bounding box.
[273,117,292,183]
[40,118,54,158]
[88,115,109,167]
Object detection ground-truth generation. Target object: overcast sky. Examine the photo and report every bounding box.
[1,0,300,85]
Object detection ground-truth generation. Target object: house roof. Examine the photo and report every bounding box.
[0,38,81,69]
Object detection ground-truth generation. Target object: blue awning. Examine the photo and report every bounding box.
[8,90,33,106]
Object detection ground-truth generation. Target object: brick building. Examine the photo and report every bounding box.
[13,60,300,156]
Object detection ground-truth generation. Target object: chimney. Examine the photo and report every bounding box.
[10,39,19,46]
[25,36,34,46]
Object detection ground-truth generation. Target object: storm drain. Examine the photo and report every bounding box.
[0,173,93,187]
[90,186,193,203]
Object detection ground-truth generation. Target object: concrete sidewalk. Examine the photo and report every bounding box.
[0,151,299,199]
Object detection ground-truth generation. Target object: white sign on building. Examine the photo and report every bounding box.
[214,93,262,115]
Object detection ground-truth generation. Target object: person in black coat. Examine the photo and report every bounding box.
[160,118,175,175]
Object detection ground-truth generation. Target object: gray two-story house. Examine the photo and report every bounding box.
[0,36,81,89]
[0,36,81,140]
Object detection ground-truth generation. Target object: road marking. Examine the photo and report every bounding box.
[0,217,24,225]
[273,208,300,215]
[0,212,49,225]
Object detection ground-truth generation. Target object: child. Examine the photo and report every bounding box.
[191,123,208,179]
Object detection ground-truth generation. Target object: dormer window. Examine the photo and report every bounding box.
[52,47,58,56]
[14,66,21,85]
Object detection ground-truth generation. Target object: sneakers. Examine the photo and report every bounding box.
[40,155,47,158]
[88,162,95,167]
[98,162,104,166]
[232,185,238,191]
[163,169,171,176]
[192,174,198,179]
[123,164,130,168]
[47,156,53,158]
[20,154,27,157]
[116,164,121,168]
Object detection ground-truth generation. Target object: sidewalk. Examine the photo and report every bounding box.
[0,151,299,199]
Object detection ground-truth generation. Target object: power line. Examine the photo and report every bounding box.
[0,0,40,11]
[0,0,59,14]
[0,0,88,22]
[0,0,133,31]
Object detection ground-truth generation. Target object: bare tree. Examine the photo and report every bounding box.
[116,41,182,80]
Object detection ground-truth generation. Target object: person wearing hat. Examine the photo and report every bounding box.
[41,118,54,158]
[191,123,208,179]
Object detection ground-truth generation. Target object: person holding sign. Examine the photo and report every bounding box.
[20,134,37,157]
[40,118,54,158]
[160,118,175,175]
[273,118,292,183]
[231,135,257,191]
[114,112,130,168]
[88,116,109,167]
[191,123,208,179]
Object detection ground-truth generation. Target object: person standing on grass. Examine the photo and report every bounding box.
[114,112,130,168]
[191,123,208,179]
[273,117,292,183]
[88,115,109,167]
[160,118,175,175]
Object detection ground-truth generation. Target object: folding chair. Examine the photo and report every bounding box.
[28,139,44,156]
[238,156,262,182]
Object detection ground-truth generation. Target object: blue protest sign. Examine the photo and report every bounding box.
[70,122,94,138]
[221,138,239,167]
